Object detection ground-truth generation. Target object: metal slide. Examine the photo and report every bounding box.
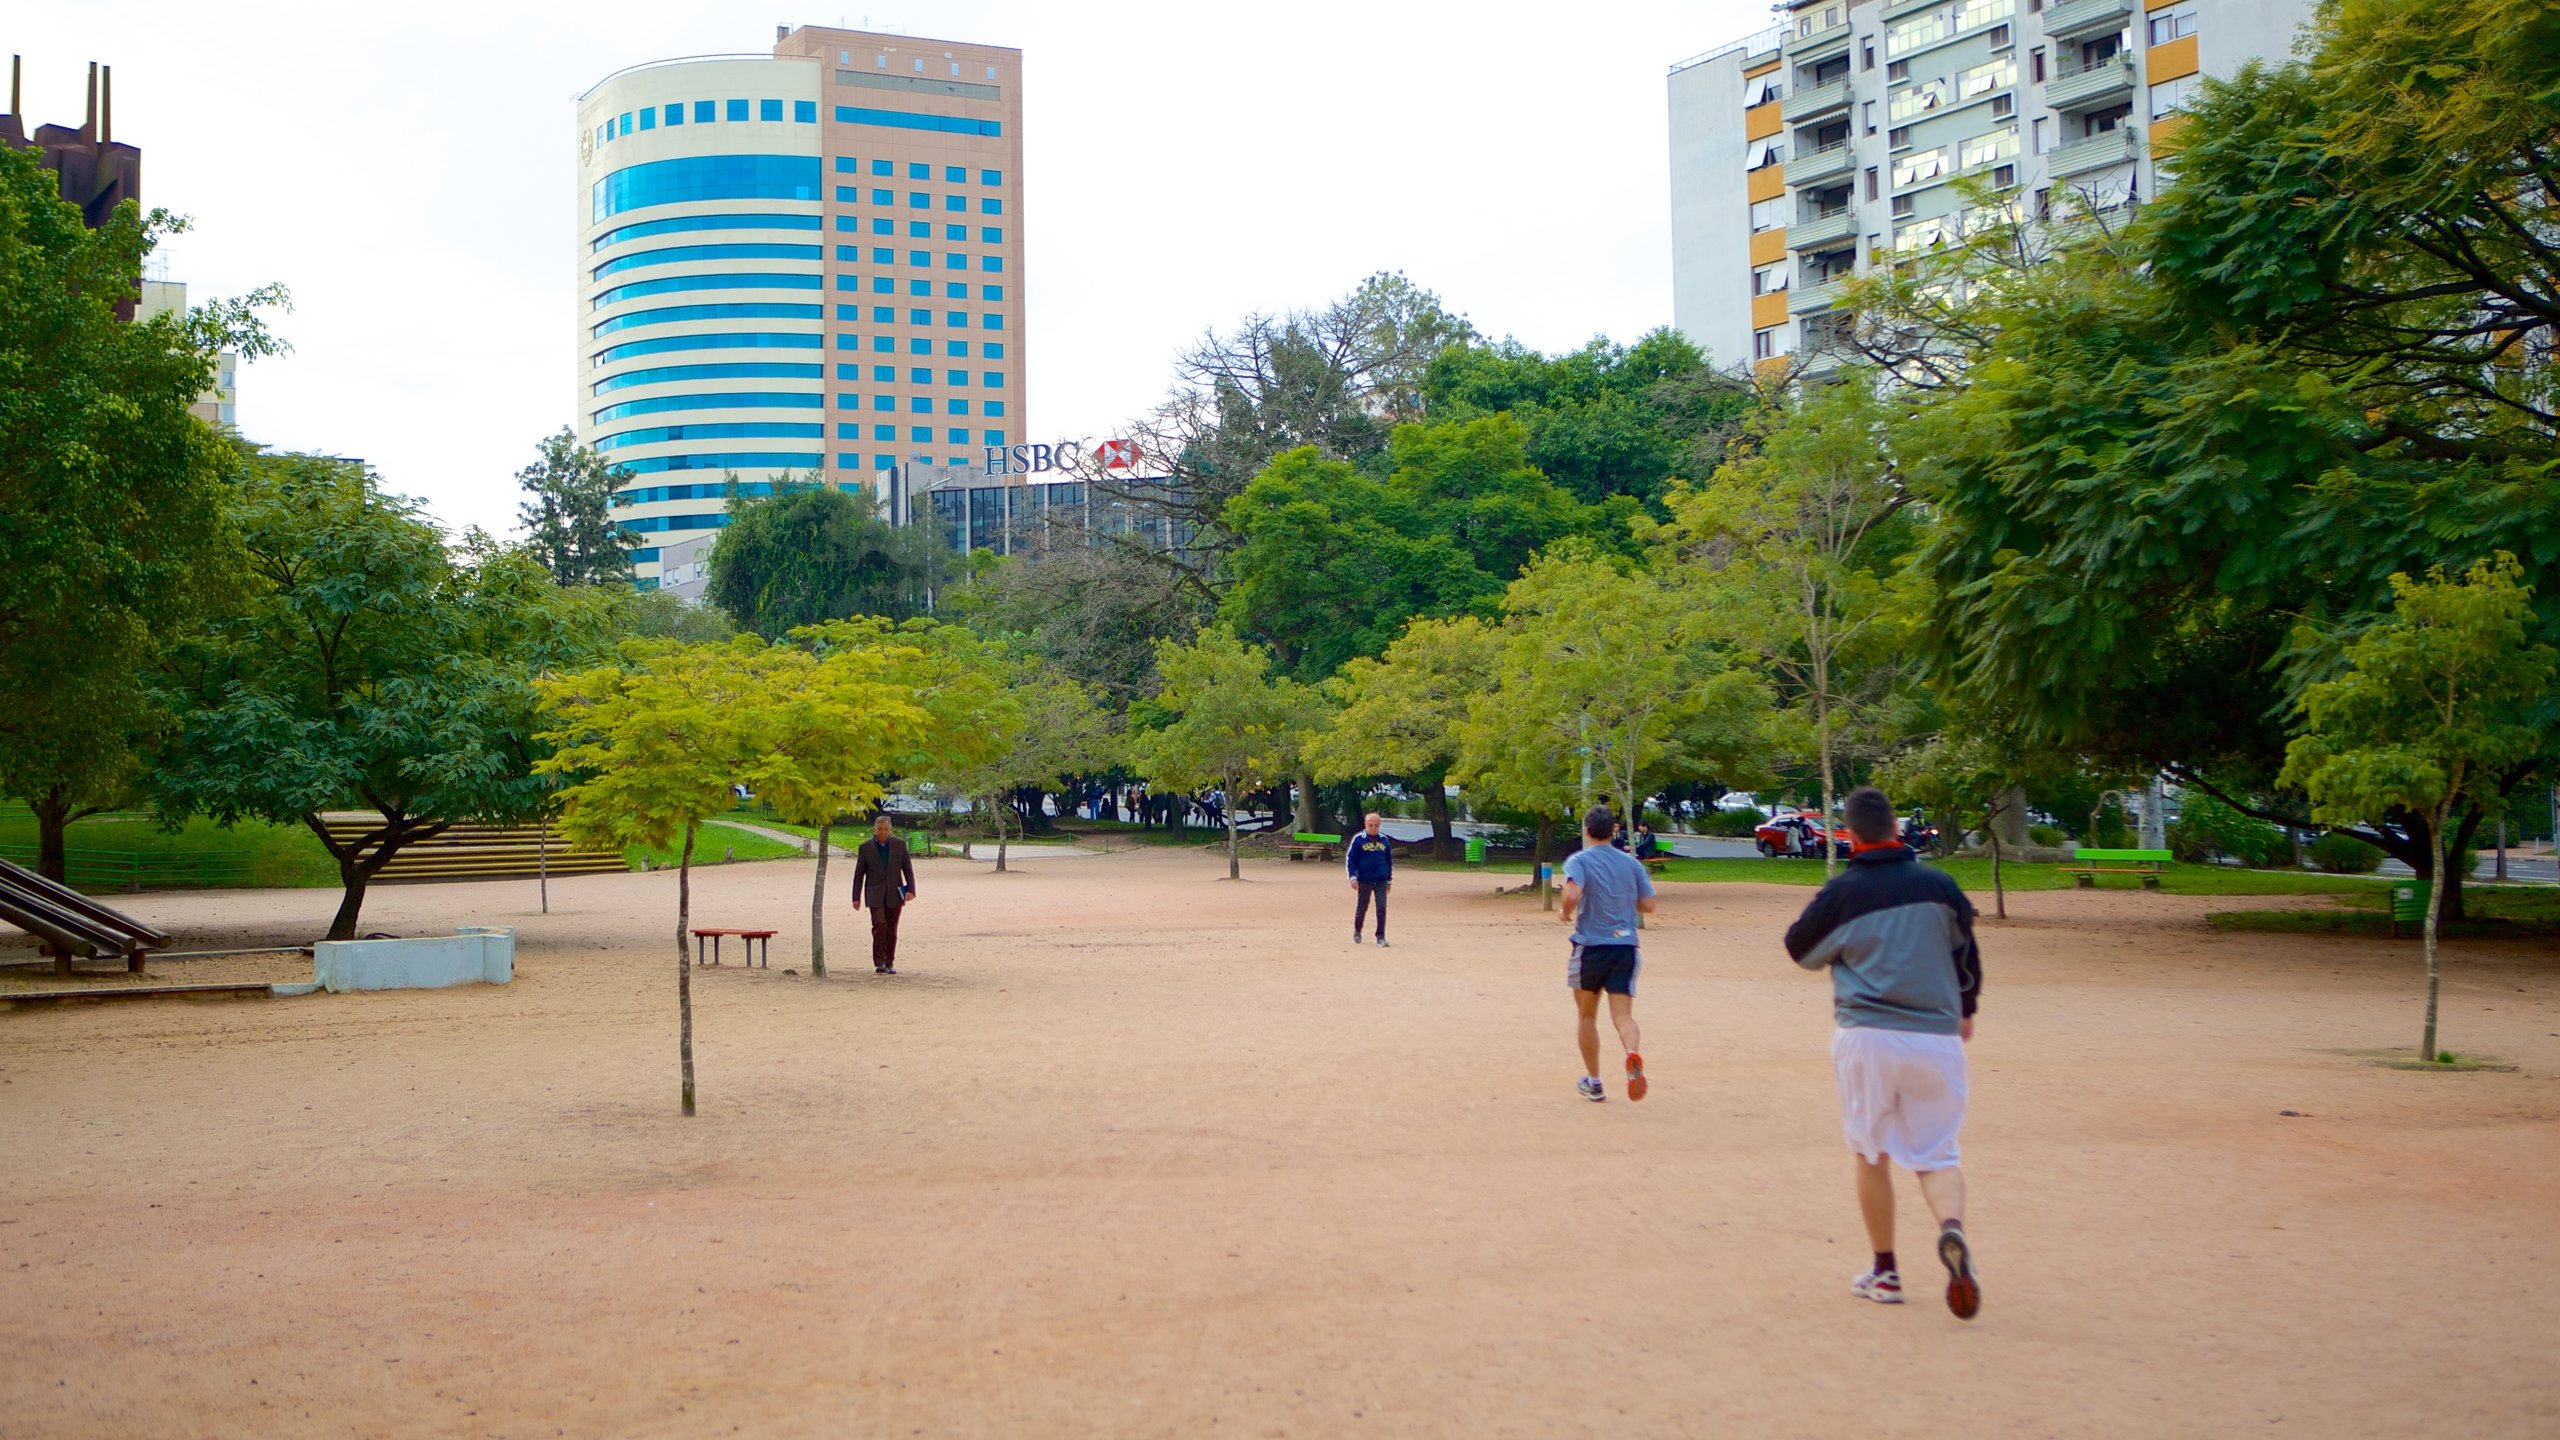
[0,856,172,975]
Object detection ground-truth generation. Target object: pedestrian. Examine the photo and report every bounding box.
[1346,811,1395,947]
[1784,785,1983,1320]
[1558,805,1656,1102]
[851,814,917,975]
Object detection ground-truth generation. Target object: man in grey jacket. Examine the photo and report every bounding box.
[1784,785,1983,1320]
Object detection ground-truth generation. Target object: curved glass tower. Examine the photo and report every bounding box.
[575,27,1026,587]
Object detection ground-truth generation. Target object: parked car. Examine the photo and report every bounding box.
[1755,812,1850,859]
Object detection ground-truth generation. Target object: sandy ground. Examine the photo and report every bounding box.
[3,848,2556,1439]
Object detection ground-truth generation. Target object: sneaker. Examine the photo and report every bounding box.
[1577,1076,1605,1103]
[1625,1052,1648,1102]
[1375,936,1389,948]
[1937,1226,1980,1320]
[1850,1268,1904,1304]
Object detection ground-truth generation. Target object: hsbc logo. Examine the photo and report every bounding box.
[983,438,1144,477]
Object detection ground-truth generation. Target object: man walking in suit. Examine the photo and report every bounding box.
[851,814,916,975]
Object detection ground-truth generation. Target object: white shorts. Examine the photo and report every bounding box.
[1831,1026,1968,1171]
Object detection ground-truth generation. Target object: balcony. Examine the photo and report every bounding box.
[2047,53,2137,111]
[1786,18,1853,62]
[1786,140,1855,187]
[1790,275,1851,315]
[2041,0,2133,41]
[2047,124,2141,177]
[1787,206,1859,252]
[1881,0,1942,18]
[1782,77,1855,124]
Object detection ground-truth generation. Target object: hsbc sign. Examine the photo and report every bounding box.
[982,437,1145,477]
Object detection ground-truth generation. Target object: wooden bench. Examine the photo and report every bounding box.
[2057,847,2171,889]
[690,927,776,967]
[1641,856,1669,876]
[1287,831,1343,863]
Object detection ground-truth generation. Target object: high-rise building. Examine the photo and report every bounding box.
[137,274,240,429]
[1668,0,2318,376]
[575,25,1025,588]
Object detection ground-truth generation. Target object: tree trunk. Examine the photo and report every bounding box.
[2422,807,2446,1063]
[993,798,1009,873]
[1225,778,1241,881]
[1424,779,1455,861]
[1987,805,2007,921]
[810,820,831,978]
[1293,768,1318,837]
[32,784,74,885]
[1817,695,1839,879]
[677,819,697,1117]
[1992,785,2029,851]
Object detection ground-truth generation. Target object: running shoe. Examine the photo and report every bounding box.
[1625,1051,1648,1102]
[1375,936,1389,948]
[1577,1076,1605,1103]
[1850,1268,1904,1304]
[1938,1226,1980,1320]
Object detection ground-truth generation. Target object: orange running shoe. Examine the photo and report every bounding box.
[1625,1052,1648,1102]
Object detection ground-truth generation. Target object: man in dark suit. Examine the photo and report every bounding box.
[851,814,917,974]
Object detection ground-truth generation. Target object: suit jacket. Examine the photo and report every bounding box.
[852,835,915,909]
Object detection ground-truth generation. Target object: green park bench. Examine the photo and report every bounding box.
[1288,831,1342,863]
[2058,847,2171,889]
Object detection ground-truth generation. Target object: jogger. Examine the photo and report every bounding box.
[1784,785,1983,1318]
[1559,805,1656,1102]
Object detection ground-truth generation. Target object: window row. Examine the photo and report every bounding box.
[590,212,821,253]
[833,104,1002,138]
[591,391,824,425]
[595,98,818,150]
[830,186,1007,214]
[836,427,1009,446]
[592,242,823,280]
[834,217,1006,242]
[591,302,824,339]
[830,246,1007,271]
[834,278,1009,301]
[834,337,1006,358]
[591,331,823,367]
[830,368,1008,387]
[594,421,824,452]
[830,395,1005,420]
[592,272,822,311]
[832,157,1004,185]
[608,452,824,478]
[615,481,784,507]
[832,305,1008,330]
[838,49,1001,83]
[591,155,822,223]
[593,361,822,396]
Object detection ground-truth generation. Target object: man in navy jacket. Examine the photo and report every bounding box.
[1345,811,1395,947]
[1785,785,1984,1320]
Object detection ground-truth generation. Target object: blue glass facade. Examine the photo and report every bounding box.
[591,362,822,395]
[591,392,825,423]
[607,452,825,475]
[833,105,1003,137]
[591,302,822,337]
[591,155,821,223]
[591,242,823,279]
[590,213,820,252]
[594,422,824,451]
[591,332,821,365]
[592,272,823,309]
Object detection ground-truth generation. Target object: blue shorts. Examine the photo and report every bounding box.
[1567,943,1639,996]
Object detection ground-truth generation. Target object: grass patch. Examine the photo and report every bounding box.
[624,821,806,870]
[0,808,338,890]
[2212,886,2560,939]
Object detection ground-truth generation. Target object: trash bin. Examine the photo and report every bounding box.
[1464,836,1487,867]
[2390,880,2429,936]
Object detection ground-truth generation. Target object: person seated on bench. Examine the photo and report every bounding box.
[1633,823,1665,861]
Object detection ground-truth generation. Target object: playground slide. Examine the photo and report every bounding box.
[0,856,172,965]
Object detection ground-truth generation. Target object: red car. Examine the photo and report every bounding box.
[1755,812,1852,859]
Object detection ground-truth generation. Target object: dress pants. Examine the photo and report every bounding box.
[869,902,902,970]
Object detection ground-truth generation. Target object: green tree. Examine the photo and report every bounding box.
[707,481,955,636]
[0,142,284,880]
[1303,615,1500,859]
[515,427,635,586]
[1131,627,1324,879]
[2277,556,2555,1062]
[537,636,785,1115]
[749,639,929,977]
[946,543,1208,697]
[937,668,1119,871]
[1663,373,1918,875]
[155,454,608,939]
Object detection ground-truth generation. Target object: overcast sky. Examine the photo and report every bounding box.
[15,0,1774,536]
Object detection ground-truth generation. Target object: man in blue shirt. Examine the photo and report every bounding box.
[1345,811,1395,947]
[1559,805,1657,1102]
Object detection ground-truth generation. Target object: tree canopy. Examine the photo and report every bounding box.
[516,427,636,587]
[707,481,955,637]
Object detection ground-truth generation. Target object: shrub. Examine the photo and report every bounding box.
[1699,807,1766,837]
[2308,830,2385,874]
[2167,790,2293,867]
[2029,823,2065,847]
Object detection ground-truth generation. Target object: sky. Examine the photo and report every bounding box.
[14,0,1775,537]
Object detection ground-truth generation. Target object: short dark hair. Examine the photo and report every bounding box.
[1844,786,1895,843]
[1583,805,1615,841]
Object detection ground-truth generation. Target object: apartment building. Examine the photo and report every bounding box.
[574,25,1025,588]
[1668,0,2318,375]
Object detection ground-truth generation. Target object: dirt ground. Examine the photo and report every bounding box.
[3,847,2556,1439]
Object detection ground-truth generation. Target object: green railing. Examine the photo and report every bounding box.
[0,844,262,893]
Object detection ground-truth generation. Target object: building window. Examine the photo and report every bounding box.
[1891,194,1917,218]
[983,370,1005,387]
[870,247,892,264]
[1992,163,2017,187]
[946,369,969,386]
[1986,24,2010,49]
[871,159,891,176]
[637,110,656,131]
[694,100,716,124]
[906,162,929,180]
[910,338,931,354]
[834,157,857,173]
[664,104,684,127]
[984,403,1005,420]
[1749,195,1788,232]
[2148,75,2199,118]
[981,285,1003,301]
[618,113,633,136]
[906,366,930,384]
[941,252,963,270]
[1893,146,1950,188]
[983,313,1005,330]
[946,340,969,357]
[837,422,861,438]
[1752,327,1780,361]
[1862,42,1875,70]
[875,425,895,441]
[909,221,931,238]
[794,100,817,123]
[1887,59,1909,82]
[758,99,782,121]
[904,279,927,296]
[982,198,1003,215]
[873,336,894,352]
[2149,6,2198,44]
[1889,124,1912,148]
[981,227,1002,244]
[2030,48,2046,82]
[944,224,966,241]
[873,306,894,322]
[1862,101,1876,134]
[1865,166,1879,200]
[1752,260,1790,295]
[868,189,890,205]
[908,192,929,209]
[984,343,1004,359]
[911,428,932,445]
[948,400,969,416]
[1992,94,2014,118]
[907,397,930,414]
[910,308,932,325]
[945,195,966,212]
[872,365,895,382]
[834,186,858,203]
[836,363,860,379]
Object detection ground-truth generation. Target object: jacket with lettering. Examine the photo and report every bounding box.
[1783,846,1981,1035]
[1345,832,1394,883]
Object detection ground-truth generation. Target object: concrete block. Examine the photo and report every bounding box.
[310,927,514,993]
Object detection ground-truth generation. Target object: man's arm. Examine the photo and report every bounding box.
[850,845,871,907]
[898,843,916,897]
[1782,884,1847,968]
[1558,878,1582,923]
[1635,864,1658,915]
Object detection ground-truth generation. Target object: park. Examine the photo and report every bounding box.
[4,0,2558,1434]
